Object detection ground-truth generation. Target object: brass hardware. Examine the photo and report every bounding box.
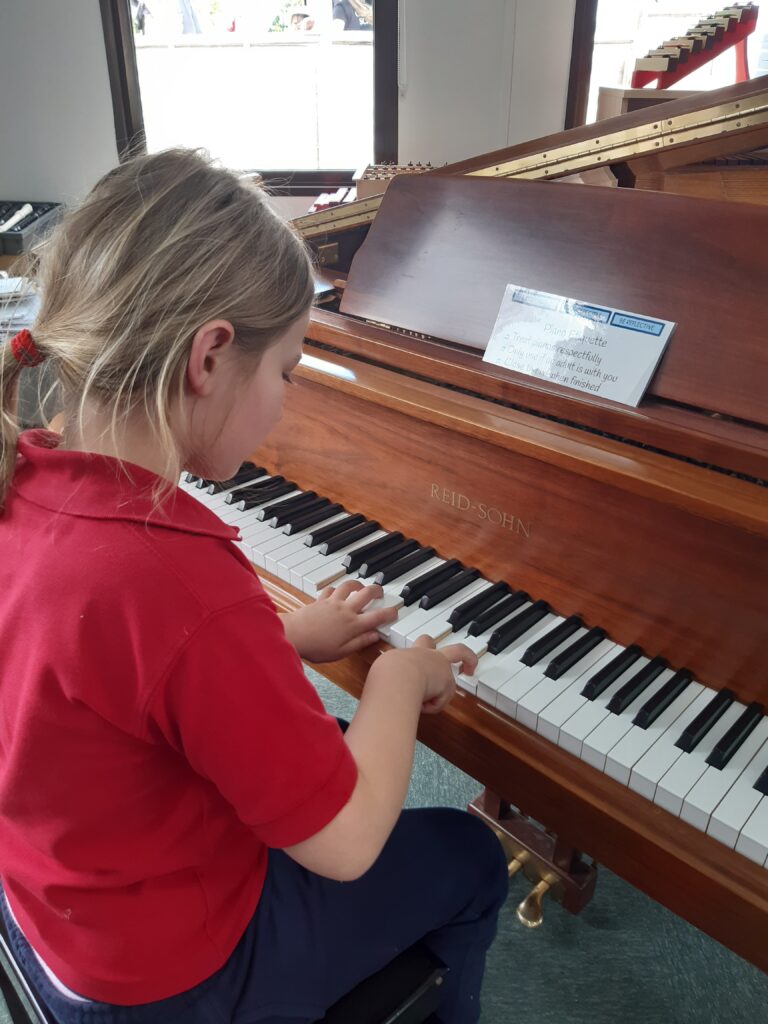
[294,86,768,240]
[315,242,340,266]
[516,879,551,929]
[507,850,529,878]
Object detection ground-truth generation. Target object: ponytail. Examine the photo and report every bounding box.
[0,336,25,509]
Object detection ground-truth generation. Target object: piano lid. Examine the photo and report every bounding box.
[338,172,768,433]
[297,77,768,243]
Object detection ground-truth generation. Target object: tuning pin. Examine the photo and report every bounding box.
[516,879,551,929]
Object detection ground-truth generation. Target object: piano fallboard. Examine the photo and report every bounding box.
[306,311,768,485]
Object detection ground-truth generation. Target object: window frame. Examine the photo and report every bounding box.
[99,0,398,188]
[566,0,599,129]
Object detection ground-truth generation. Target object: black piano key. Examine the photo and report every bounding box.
[207,464,266,493]
[195,477,215,489]
[487,600,550,656]
[207,479,238,495]
[400,560,463,607]
[183,472,200,484]
[257,490,318,522]
[675,688,736,753]
[285,502,343,535]
[343,532,405,573]
[706,702,764,770]
[305,513,365,547]
[580,645,642,700]
[448,581,510,631]
[419,568,481,611]
[467,590,529,637]
[607,656,668,715]
[225,475,285,504]
[520,615,582,668]
[545,626,606,680]
[236,481,296,510]
[633,669,693,729]
[374,547,436,586]
[320,520,381,556]
[358,539,420,579]
[269,496,331,530]
[754,766,768,796]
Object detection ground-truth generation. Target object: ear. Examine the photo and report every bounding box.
[186,320,236,397]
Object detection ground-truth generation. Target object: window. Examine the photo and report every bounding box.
[102,1,397,180]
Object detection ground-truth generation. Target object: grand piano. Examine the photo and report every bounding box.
[183,81,768,973]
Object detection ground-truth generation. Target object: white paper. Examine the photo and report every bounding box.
[483,285,676,407]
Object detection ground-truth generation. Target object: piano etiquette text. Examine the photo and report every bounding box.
[483,285,675,408]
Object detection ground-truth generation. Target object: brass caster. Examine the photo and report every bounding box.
[516,879,551,929]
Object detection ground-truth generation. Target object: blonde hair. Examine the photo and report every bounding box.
[0,148,314,509]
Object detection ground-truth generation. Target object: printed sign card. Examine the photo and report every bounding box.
[483,285,676,407]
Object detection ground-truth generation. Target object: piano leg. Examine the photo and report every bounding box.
[468,789,598,924]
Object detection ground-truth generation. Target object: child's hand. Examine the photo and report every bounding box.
[282,580,399,663]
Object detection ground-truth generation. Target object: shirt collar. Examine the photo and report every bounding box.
[12,430,239,542]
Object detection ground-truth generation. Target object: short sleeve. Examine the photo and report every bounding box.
[144,597,357,848]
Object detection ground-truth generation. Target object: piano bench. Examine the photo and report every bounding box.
[318,943,447,1024]
[0,920,51,1024]
[0,920,446,1024]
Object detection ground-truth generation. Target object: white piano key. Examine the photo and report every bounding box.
[362,558,445,617]
[654,700,747,817]
[230,507,283,536]
[240,521,293,565]
[496,626,588,721]
[629,686,716,801]
[397,580,492,649]
[604,680,704,786]
[391,585,528,647]
[299,531,390,593]
[556,655,650,758]
[438,629,490,660]
[517,637,620,733]
[374,560,452,640]
[438,610,546,697]
[386,578,487,649]
[261,513,350,573]
[536,642,621,744]
[579,669,674,772]
[707,738,768,849]
[474,614,559,707]
[736,797,768,866]
[681,717,768,832]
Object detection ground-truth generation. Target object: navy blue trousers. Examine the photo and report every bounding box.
[2,808,507,1024]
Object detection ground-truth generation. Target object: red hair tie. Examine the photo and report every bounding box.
[10,329,45,367]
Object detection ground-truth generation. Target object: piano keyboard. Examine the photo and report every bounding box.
[180,463,768,870]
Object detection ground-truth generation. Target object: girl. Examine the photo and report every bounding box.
[0,149,508,1024]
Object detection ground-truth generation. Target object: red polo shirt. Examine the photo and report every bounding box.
[0,431,357,1005]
